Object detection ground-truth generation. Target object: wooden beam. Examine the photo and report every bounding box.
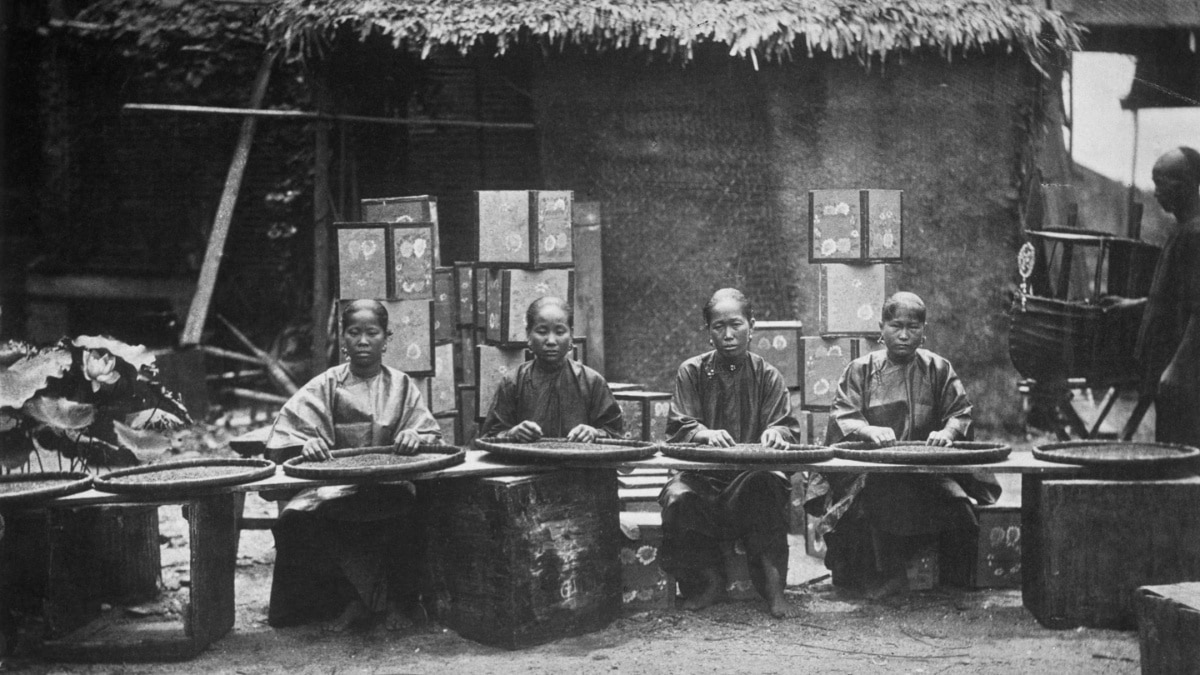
[311,70,333,371]
[122,103,536,131]
[180,51,275,346]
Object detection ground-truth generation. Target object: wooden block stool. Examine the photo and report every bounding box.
[1023,474,1200,629]
[1136,582,1200,674]
[424,470,622,649]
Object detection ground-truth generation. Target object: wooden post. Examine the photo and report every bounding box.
[572,202,605,374]
[180,51,275,346]
[311,70,333,368]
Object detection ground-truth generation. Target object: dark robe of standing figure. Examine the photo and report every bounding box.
[1135,214,1200,446]
[265,364,441,627]
[804,349,1001,588]
[479,359,623,439]
[658,351,801,599]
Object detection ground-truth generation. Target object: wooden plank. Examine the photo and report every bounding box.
[572,202,604,373]
[618,487,661,501]
[41,620,203,663]
[123,103,536,130]
[181,51,275,346]
[187,493,238,646]
[311,69,332,370]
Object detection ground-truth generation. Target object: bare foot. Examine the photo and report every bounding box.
[678,568,722,611]
[864,572,908,600]
[761,558,803,618]
[322,600,369,633]
[384,601,414,631]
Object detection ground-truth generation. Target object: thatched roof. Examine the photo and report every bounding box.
[264,0,1081,66]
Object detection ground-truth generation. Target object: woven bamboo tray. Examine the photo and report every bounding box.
[474,437,658,462]
[832,441,1011,464]
[1033,441,1200,467]
[0,472,92,504]
[282,444,465,479]
[660,443,834,463]
[95,458,277,496]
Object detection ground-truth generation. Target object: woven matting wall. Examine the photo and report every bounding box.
[535,48,1040,431]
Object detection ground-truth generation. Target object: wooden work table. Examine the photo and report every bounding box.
[42,449,1081,508]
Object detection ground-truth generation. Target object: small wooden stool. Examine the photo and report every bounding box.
[1136,582,1200,674]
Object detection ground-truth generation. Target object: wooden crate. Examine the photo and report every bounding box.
[484,268,575,346]
[475,191,531,265]
[817,264,890,335]
[619,511,674,610]
[808,189,903,263]
[424,470,622,649]
[1136,582,1200,675]
[751,320,803,389]
[806,409,830,445]
[966,504,1022,589]
[1023,475,1200,629]
[359,195,439,265]
[472,263,490,326]
[429,342,456,414]
[453,262,475,327]
[456,384,479,441]
[614,391,672,442]
[475,343,526,416]
[338,299,434,376]
[433,266,454,344]
[530,190,574,267]
[801,336,862,408]
[434,410,459,445]
[334,222,435,301]
[455,326,477,386]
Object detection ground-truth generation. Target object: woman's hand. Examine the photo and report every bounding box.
[301,437,332,462]
[566,424,599,443]
[504,421,543,442]
[695,429,735,447]
[760,428,790,450]
[926,430,954,447]
[859,426,896,447]
[394,429,422,454]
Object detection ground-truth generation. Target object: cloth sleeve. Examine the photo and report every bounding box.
[666,361,709,443]
[827,359,871,444]
[479,375,520,438]
[265,372,335,460]
[586,372,625,438]
[396,375,443,442]
[935,360,973,441]
[759,367,801,442]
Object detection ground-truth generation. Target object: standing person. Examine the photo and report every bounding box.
[805,292,1000,598]
[266,299,442,631]
[659,288,803,618]
[480,296,623,442]
[1106,147,1200,445]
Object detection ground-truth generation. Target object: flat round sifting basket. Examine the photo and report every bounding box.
[282,444,465,480]
[832,441,1011,465]
[95,458,277,496]
[1032,441,1200,467]
[474,437,658,462]
[660,443,834,463]
[0,472,92,504]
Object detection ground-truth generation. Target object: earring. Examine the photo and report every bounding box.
[877,336,884,344]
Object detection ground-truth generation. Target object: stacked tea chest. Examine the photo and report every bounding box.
[802,189,903,444]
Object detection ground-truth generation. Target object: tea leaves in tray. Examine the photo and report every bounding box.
[107,465,255,483]
[320,452,444,467]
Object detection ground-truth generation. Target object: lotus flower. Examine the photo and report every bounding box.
[81,349,121,391]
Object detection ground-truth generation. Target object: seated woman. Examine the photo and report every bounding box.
[805,291,1000,598]
[265,299,441,631]
[480,296,622,441]
[658,288,803,618]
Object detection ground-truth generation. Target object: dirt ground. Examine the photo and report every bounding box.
[1,489,1142,675]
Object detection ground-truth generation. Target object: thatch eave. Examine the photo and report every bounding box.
[263,0,1082,68]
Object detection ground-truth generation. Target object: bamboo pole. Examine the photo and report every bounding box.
[180,51,276,345]
[122,103,536,131]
